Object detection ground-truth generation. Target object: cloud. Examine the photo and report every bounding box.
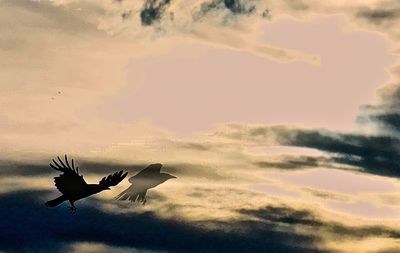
[282,0,308,11]
[302,188,349,201]
[222,0,257,15]
[215,124,400,178]
[0,190,327,253]
[358,104,400,136]
[0,156,229,185]
[283,130,400,178]
[23,0,396,83]
[357,7,400,24]
[0,0,102,36]
[1,159,399,252]
[193,0,257,20]
[67,242,163,253]
[255,155,334,170]
[0,161,51,177]
[140,0,171,26]
[238,205,400,240]
[6,188,398,253]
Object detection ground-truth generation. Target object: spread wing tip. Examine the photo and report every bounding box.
[49,154,80,175]
[99,170,128,187]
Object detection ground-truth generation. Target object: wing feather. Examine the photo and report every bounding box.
[99,170,128,187]
[50,155,87,196]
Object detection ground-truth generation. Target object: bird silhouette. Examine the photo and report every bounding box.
[116,163,176,204]
[45,155,127,214]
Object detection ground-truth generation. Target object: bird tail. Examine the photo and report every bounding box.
[45,195,67,207]
[115,186,147,204]
[115,186,131,200]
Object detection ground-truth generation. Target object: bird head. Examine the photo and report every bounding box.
[160,173,177,182]
[167,174,177,179]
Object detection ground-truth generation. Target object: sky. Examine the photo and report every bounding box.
[1,0,400,252]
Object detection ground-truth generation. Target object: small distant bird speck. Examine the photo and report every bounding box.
[45,155,127,214]
[262,8,271,19]
[116,163,176,204]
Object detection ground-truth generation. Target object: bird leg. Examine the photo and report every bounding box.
[69,201,77,215]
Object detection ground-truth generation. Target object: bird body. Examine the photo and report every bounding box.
[116,163,175,204]
[130,172,174,190]
[46,155,127,214]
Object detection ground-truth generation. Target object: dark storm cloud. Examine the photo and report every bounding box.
[279,128,400,178]
[218,124,400,178]
[238,205,322,226]
[358,104,400,135]
[372,112,400,131]
[223,0,256,15]
[193,0,257,21]
[140,0,171,26]
[357,7,400,24]
[0,190,328,253]
[238,205,400,240]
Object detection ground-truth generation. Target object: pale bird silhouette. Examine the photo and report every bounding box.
[116,163,176,204]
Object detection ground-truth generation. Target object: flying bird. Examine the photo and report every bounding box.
[116,163,176,204]
[45,155,128,214]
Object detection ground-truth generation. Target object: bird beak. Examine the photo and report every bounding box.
[170,175,177,179]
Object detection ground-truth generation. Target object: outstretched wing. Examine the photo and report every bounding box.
[50,155,87,196]
[99,170,128,188]
[115,185,147,204]
[129,163,162,183]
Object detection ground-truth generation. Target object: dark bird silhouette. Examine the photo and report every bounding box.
[45,155,127,214]
[116,163,176,204]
